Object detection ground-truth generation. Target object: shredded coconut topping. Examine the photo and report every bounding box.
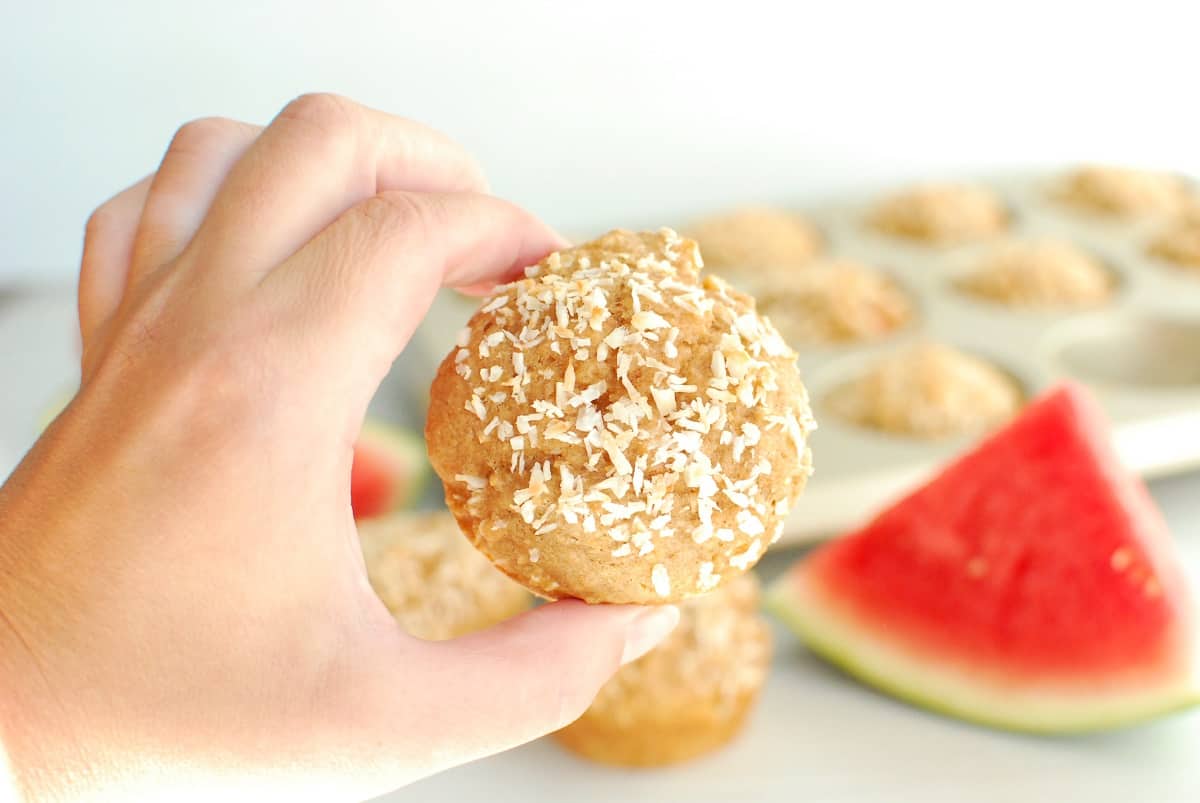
[434,229,816,600]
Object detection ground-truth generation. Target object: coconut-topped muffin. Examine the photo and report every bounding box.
[868,183,1008,245]
[1056,166,1192,219]
[957,239,1115,308]
[746,259,914,346]
[426,229,815,604]
[826,342,1022,438]
[358,511,531,641]
[686,207,821,279]
[554,572,771,766]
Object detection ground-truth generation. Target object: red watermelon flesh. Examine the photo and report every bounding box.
[771,383,1199,732]
[350,422,428,520]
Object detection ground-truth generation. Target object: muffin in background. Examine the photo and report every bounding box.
[1055,166,1192,219]
[826,342,1023,439]
[957,239,1114,308]
[358,510,531,641]
[1148,214,1200,273]
[687,207,822,279]
[747,259,913,346]
[554,572,771,767]
[868,184,1008,245]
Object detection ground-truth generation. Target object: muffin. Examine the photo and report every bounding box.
[426,229,815,604]
[554,572,771,766]
[956,239,1114,308]
[686,207,821,280]
[868,183,1008,244]
[746,259,913,346]
[826,342,1022,438]
[358,510,530,640]
[1056,166,1191,218]
[1148,215,1200,272]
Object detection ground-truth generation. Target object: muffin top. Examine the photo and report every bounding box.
[868,183,1008,244]
[957,239,1114,307]
[358,511,530,640]
[826,342,1022,438]
[426,229,815,603]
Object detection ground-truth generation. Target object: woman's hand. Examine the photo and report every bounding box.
[0,94,678,802]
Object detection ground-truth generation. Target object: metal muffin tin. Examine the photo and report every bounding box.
[408,172,1200,544]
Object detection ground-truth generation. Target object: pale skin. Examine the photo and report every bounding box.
[0,94,679,802]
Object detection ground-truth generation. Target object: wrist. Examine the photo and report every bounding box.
[0,511,83,802]
[0,622,60,802]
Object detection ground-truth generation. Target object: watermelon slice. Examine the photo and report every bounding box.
[770,383,1199,733]
[350,421,429,520]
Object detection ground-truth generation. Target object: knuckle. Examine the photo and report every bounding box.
[168,116,243,156]
[283,92,355,123]
[278,93,359,152]
[84,205,115,244]
[353,192,433,241]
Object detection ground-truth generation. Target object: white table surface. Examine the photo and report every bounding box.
[2,288,1198,803]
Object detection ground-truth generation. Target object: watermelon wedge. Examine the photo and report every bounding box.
[350,421,429,520]
[770,383,1199,733]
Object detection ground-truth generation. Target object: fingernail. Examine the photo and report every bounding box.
[620,606,680,666]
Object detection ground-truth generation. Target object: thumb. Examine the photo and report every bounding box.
[348,600,679,782]
[437,601,681,742]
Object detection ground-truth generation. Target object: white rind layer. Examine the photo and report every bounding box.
[769,571,1200,734]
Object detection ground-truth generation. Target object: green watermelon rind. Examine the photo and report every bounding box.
[358,421,430,510]
[767,574,1200,735]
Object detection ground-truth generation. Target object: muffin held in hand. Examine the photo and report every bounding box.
[826,342,1022,439]
[957,239,1114,308]
[426,229,815,604]
[686,207,822,278]
[358,511,530,640]
[1055,166,1192,219]
[868,183,1008,245]
[554,572,771,767]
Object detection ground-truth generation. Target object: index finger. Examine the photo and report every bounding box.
[191,93,489,277]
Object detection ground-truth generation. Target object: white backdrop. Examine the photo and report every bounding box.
[3,0,1199,281]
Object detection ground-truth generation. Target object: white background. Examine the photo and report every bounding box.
[3,0,1199,281]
